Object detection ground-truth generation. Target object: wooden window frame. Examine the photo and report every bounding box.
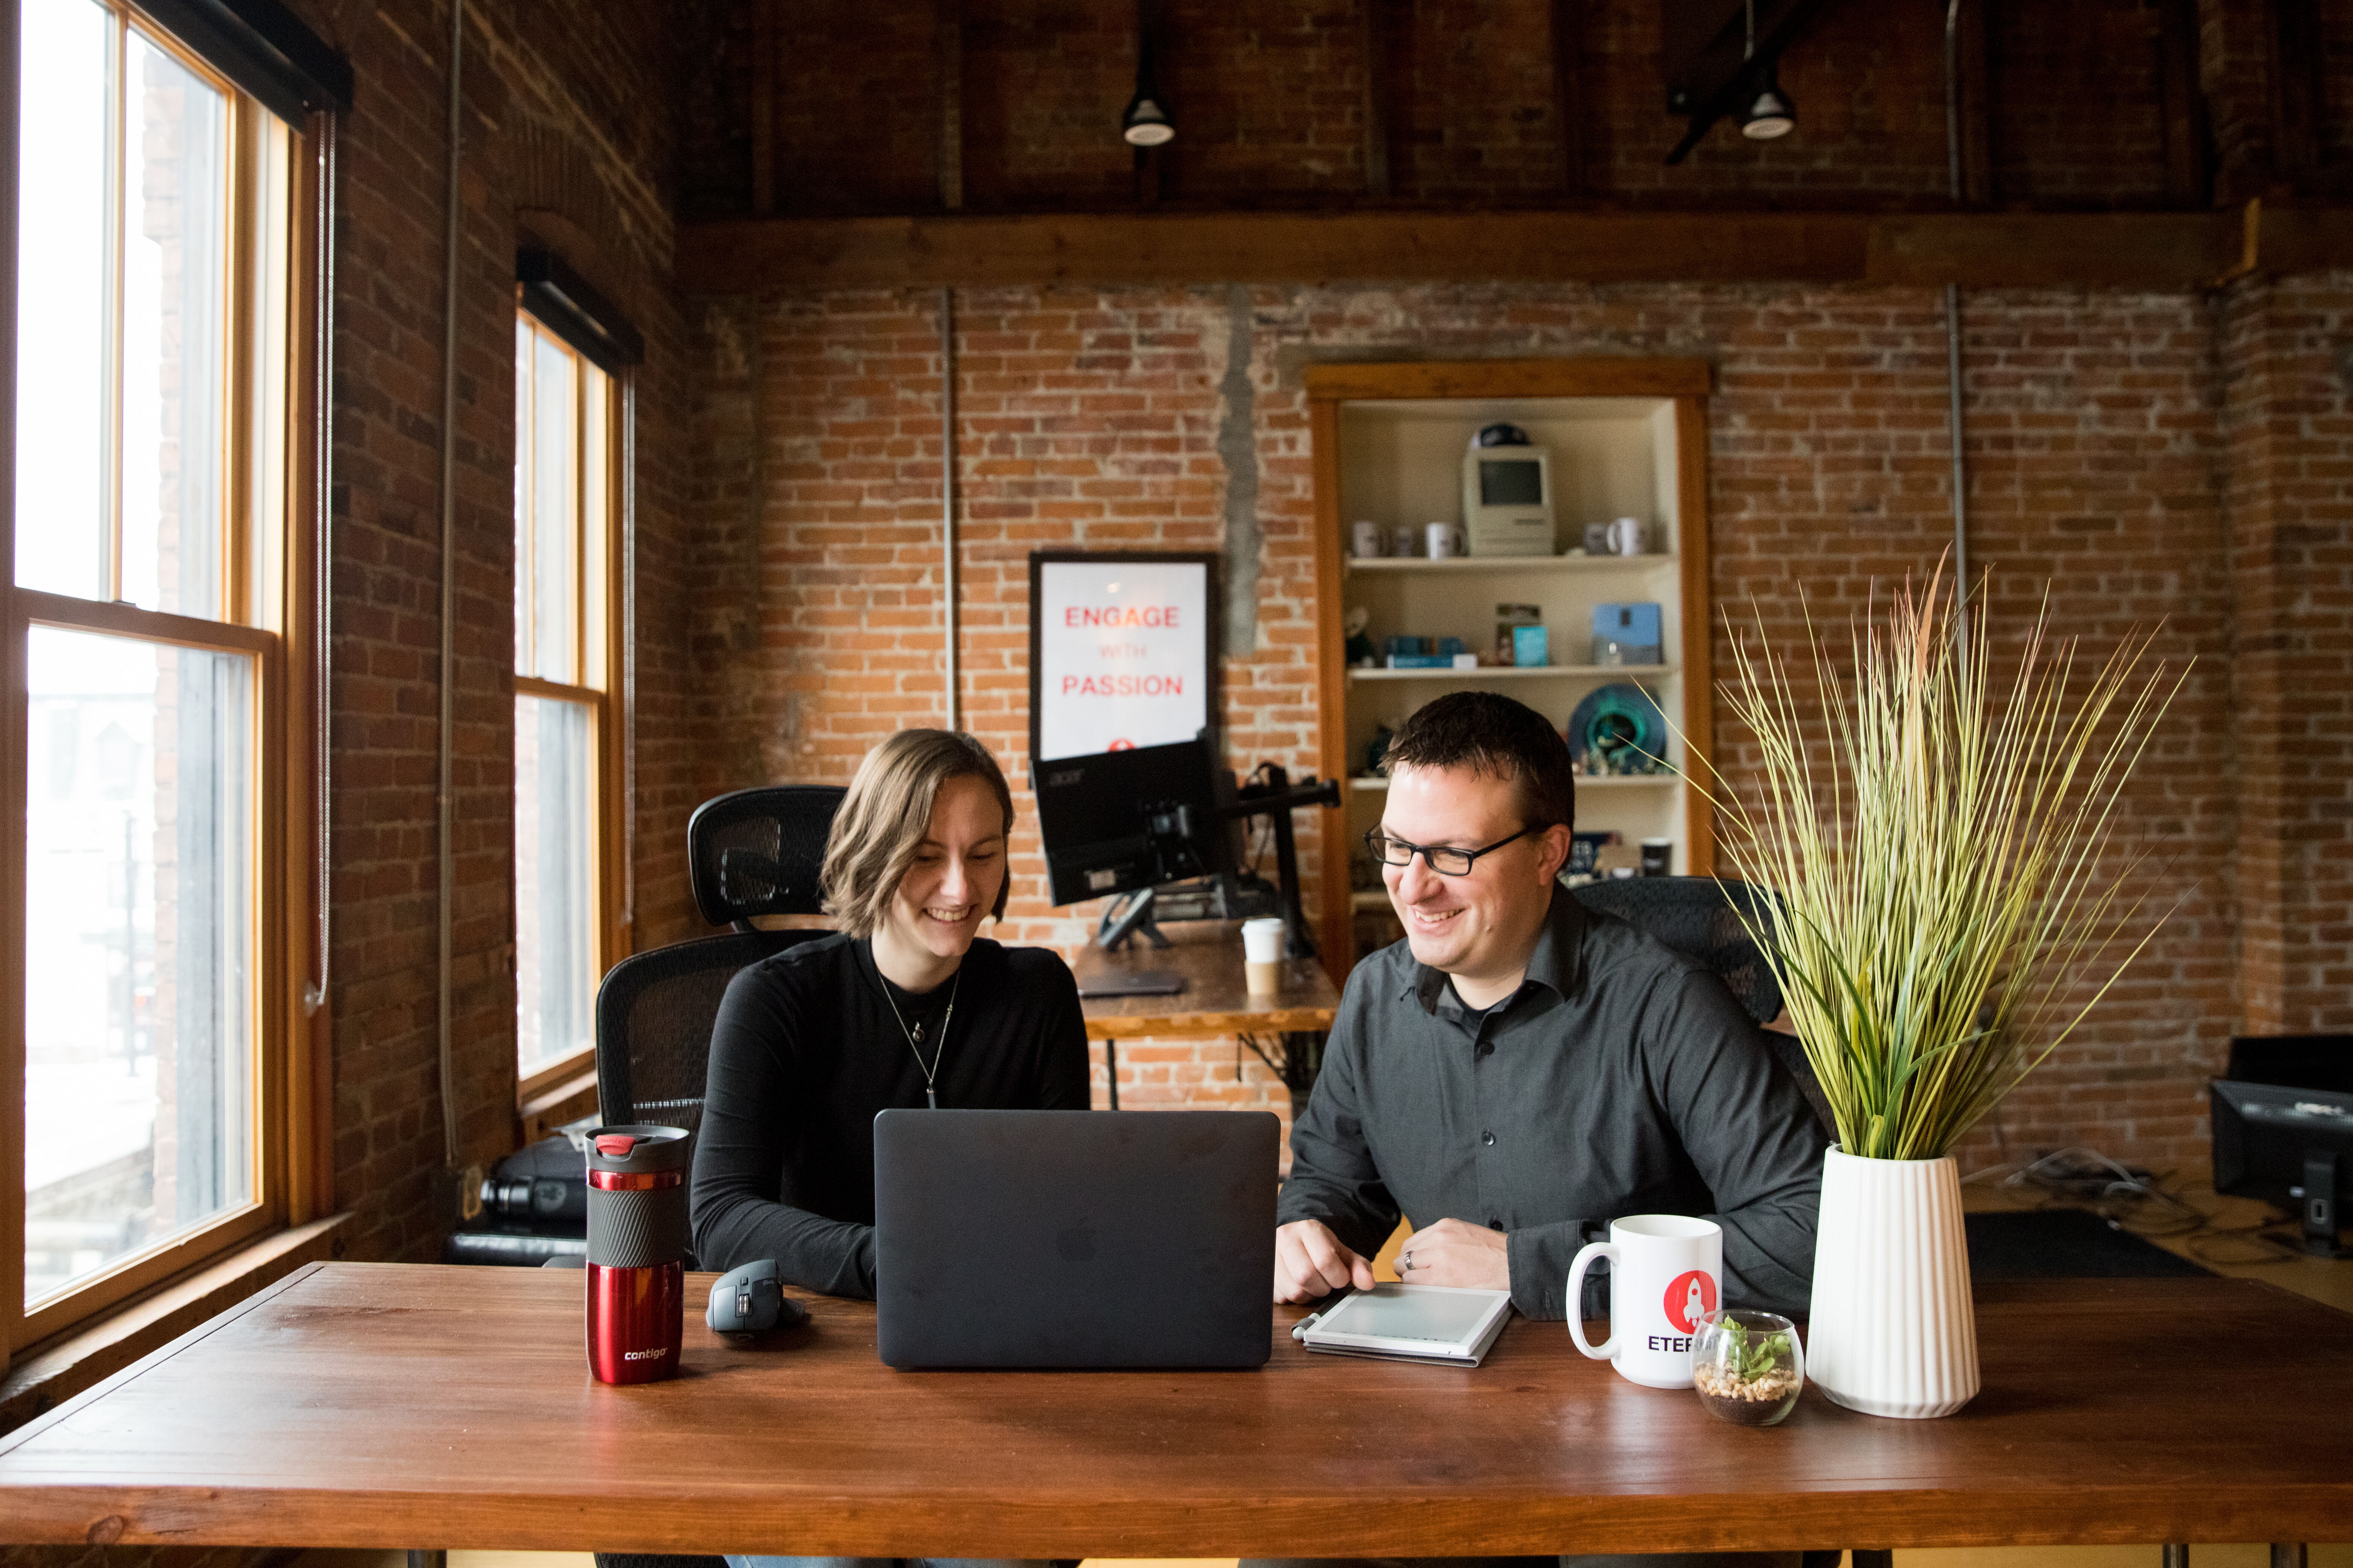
[512,310,624,1106]
[1,0,324,1361]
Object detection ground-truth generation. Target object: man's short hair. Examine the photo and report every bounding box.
[1384,691,1576,831]
[820,729,1015,937]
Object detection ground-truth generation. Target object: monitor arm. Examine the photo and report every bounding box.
[1227,766,1342,960]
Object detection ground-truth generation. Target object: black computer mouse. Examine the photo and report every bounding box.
[705,1259,809,1335]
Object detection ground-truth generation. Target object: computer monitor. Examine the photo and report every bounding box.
[2212,1033,2353,1257]
[1031,737,1237,909]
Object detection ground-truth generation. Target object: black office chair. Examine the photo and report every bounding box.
[595,784,848,1136]
[591,787,846,1568]
[1571,875,1834,1138]
[687,784,847,930]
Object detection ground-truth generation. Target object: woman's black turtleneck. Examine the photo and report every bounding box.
[688,931,1090,1298]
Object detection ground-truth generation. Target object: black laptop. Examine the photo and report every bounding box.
[872,1108,1279,1369]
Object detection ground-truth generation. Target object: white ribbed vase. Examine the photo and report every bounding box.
[1805,1146,1980,1419]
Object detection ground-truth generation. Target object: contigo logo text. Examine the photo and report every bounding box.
[623,1348,665,1361]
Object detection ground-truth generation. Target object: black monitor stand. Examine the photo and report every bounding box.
[1095,765,1339,957]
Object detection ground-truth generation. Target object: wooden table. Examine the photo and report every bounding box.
[3,1263,2349,1557]
[1073,918,1342,1107]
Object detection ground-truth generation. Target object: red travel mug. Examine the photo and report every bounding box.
[585,1124,690,1384]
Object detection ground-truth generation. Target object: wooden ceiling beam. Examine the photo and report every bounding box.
[674,205,2353,295]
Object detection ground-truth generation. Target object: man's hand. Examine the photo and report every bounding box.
[1274,1219,1376,1303]
[1392,1217,1510,1291]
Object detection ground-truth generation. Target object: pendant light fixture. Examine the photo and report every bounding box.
[1737,0,1795,141]
[1121,0,1174,146]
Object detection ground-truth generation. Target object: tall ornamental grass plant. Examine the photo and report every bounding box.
[1708,569,2185,1162]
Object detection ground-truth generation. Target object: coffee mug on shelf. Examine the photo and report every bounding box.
[1392,524,1421,558]
[1608,516,1645,556]
[1351,521,1384,558]
[1582,521,1613,555]
[1426,521,1466,559]
[1566,1214,1723,1389]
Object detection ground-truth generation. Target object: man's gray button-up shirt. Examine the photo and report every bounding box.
[1277,886,1828,1321]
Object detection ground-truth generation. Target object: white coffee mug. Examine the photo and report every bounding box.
[1566,1214,1723,1389]
[1351,521,1384,558]
[1608,516,1644,556]
[1426,521,1466,559]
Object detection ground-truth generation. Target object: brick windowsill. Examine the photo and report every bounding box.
[0,1212,354,1434]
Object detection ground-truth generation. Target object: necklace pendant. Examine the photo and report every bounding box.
[926,1087,938,1109]
[910,1020,924,1042]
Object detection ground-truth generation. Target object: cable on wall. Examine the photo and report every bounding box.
[621,375,637,945]
[941,287,960,732]
[435,0,464,1171]
[304,111,337,1019]
[1944,0,1971,614]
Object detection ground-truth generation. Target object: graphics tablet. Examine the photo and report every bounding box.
[873,1108,1278,1370]
[1289,1282,1515,1367]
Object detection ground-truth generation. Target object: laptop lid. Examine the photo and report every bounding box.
[873,1108,1278,1369]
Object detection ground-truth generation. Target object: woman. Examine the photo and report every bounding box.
[690,728,1091,1298]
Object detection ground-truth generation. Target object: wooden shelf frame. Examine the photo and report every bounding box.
[1307,358,1717,980]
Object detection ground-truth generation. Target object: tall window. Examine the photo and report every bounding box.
[513,311,618,1086]
[8,0,306,1346]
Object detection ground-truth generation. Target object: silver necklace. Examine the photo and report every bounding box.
[881,966,960,1109]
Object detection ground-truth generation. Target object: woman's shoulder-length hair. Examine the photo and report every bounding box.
[819,729,1015,939]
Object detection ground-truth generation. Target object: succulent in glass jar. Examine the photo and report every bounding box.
[1692,1309,1804,1426]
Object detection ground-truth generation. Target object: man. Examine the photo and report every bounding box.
[1275,690,1824,1325]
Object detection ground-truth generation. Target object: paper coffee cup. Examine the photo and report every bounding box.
[1241,917,1286,992]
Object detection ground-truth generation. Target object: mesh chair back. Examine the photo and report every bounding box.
[594,930,826,1143]
[687,785,848,928]
[1570,876,1784,1026]
[1570,876,1834,1137]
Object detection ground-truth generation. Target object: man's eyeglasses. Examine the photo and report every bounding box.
[1363,825,1536,878]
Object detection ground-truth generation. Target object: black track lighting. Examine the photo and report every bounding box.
[1121,2,1174,147]
[1740,63,1795,140]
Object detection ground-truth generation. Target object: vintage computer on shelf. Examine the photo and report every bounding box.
[2212,1033,2353,1257]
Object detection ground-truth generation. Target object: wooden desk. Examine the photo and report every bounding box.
[3,1263,2349,1557]
[1073,919,1341,1107]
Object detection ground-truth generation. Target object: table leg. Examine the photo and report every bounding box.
[1104,1037,1119,1110]
[2163,1545,2190,1568]
[407,1551,445,1568]
[2271,1547,2307,1568]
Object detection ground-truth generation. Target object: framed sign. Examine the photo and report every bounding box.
[1029,551,1220,765]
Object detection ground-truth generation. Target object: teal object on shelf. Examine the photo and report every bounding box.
[1566,682,1667,772]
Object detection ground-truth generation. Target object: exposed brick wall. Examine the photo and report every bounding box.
[682,273,2260,1175]
[960,0,1138,211]
[1987,1,2176,207]
[675,0,2263,220]
[769,0,944,215]
[278,0,697,1264]
[2220,269,2353,1038]
[1944,289,2233,1173]
[1581,0,1956,204]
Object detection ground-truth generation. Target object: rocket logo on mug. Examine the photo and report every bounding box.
[1665,1270,1718,1335]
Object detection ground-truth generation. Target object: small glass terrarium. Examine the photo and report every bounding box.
[1692,1310,1804,1426]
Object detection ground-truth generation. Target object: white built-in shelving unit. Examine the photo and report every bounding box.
[1307,361,1717,974]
